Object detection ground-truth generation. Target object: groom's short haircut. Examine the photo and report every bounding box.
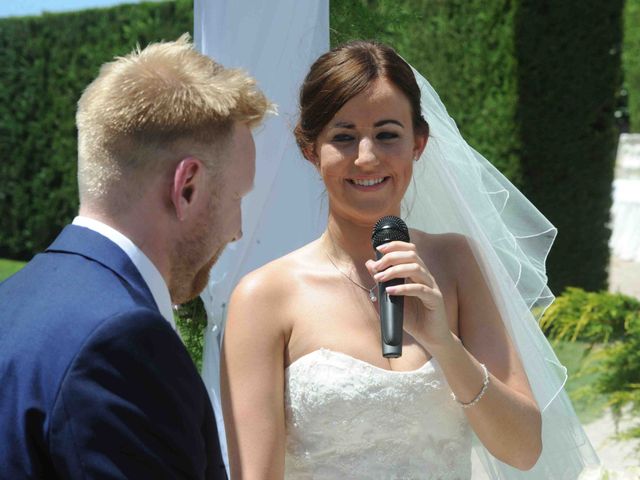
[76,33,269,213]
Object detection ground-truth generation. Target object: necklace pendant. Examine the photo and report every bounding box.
[369,288,377,302]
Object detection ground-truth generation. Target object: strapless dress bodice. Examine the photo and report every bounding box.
[284,348,473,479]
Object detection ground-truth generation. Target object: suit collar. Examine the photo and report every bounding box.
[46,225,157,311]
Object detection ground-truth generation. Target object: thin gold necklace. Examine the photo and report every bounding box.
[324,233,377,302]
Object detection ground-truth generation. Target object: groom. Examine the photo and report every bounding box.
[0,35,268,478]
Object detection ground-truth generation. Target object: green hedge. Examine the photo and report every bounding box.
[0,0,624,297]
[624,0,640,132]
[0,1,193,260]
[515,1,623,292]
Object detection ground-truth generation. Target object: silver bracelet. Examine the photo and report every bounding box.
[451,363,490,409]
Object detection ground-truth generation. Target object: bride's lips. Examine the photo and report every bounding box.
[346,176,390,191]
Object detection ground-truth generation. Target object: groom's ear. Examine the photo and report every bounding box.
[171,157,204,221]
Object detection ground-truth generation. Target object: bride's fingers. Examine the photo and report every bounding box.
[373,263,432,286]
[375,241,416,254]
[384,283,443,308]
[373,250,427,273]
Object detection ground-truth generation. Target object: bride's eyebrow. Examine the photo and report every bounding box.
[374,119,404,128]
[332,121,355,129]
[331,119,405,129]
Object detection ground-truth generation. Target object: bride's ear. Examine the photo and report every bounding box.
[304,148,320,169]
[413,131,428,161]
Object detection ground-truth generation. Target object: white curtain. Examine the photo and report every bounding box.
[610,133,640,262]
[194,0,329,470]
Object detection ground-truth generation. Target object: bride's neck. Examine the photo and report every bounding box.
[322,215,379,267]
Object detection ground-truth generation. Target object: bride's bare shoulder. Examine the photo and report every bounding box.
[411,230,475,274]
[411,229,470,254]
[228,240,320,314]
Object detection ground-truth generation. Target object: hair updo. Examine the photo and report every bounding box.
[294,40,429,160]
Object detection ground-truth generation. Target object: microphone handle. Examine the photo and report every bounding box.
[376,250,404,358]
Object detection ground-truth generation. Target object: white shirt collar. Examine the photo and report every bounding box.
[72,216,175,330]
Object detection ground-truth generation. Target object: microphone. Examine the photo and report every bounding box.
[371,216,410,358]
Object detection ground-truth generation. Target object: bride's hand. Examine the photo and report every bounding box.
[365,241,451,348]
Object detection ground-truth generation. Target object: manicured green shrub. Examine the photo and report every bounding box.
[0,0,193,260]
[515,1,624,292]
[541,287,637,342]
[542,287,640,442]
[624,0,640,132]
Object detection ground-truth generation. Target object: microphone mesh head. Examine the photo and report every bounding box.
[371,216,410,248]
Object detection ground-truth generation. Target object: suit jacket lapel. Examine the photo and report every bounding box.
[46,225,158,312]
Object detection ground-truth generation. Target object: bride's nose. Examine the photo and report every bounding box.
[354,137,379,168]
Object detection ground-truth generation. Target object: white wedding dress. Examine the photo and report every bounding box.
[284,348,473,479]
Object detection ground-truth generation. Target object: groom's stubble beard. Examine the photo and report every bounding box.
[168,198,227,305]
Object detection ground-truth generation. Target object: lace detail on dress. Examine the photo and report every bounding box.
[284,348,472,479]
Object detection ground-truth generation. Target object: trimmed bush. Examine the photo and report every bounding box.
[515,1,624,292]
[0,0,193,260]
[541,287,637,342]
[624,0,640,132]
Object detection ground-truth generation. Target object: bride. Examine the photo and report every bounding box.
[220,41,598,479]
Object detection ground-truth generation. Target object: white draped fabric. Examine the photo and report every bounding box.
[194,0,329,472]
[610,134,640,262]
[405,70,600,478]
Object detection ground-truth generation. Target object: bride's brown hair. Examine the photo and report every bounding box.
[294,40,429,161]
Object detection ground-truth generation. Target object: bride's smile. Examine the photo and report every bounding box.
[312,77,426,224]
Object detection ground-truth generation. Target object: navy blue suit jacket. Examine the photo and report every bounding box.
[0,225,227,479]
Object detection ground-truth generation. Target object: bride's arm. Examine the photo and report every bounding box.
[370,234,542,470]
[221,268,288,480]
[430,235,542,469]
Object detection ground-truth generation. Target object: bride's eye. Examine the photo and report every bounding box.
[377,131,399,141]
[332,133,354,143]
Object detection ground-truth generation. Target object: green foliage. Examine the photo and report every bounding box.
[542,287,640,441]
[0,0,193,260]
[175,297,208,372]
[554,340,608,423]
[624,0,640,132]
[541,287,637,343]
[0,258,26,282]
[515,1,623,292]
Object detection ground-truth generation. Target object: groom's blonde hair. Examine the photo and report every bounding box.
[76,33,270,212]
